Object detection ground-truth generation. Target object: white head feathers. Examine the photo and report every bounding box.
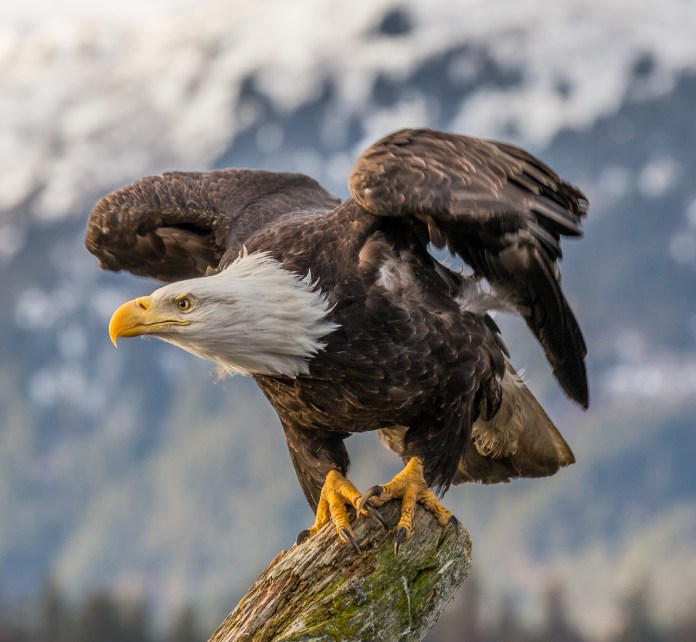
[151,250,338,377]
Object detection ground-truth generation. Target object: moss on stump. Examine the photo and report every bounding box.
[208,500,472,642]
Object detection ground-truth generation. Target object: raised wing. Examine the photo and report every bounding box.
[86,169,339,282]
[349,128,588,407]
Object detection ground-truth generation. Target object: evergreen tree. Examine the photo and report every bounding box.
[167,604,202,642]
[36,579,69,642]
[613,584,661,642]
[492,595,529,642]
[538,582,583,642]
[70,593,153,642]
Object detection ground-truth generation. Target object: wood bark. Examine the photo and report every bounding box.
[207,500,472,642]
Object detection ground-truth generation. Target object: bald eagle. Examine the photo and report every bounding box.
[86,128,588,553]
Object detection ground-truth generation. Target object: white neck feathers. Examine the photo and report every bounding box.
[153,251,338,377]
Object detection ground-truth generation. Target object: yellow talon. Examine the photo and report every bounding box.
[296,470,364,552]
[357,458,453,555]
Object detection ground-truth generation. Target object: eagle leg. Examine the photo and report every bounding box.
[357,457,455,556]
[295,470,385,552]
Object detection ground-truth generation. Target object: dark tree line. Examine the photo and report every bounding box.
[1,576,695,642]
[0,581,202,642]
[427,575,696,642]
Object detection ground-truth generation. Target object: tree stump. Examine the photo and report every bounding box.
[208,500,472,642]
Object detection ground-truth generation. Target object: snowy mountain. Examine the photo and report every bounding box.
[2,0,696,637]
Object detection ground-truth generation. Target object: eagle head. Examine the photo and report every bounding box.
[108,251,337,377]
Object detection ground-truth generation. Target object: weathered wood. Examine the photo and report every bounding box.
[208,501,472,642]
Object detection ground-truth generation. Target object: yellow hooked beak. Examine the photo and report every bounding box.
[108,296,189,346]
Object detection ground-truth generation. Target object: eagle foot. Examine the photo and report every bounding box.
[295,470,386,552]
[357,457,453,556]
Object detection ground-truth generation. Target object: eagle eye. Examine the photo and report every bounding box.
[176,297,193,312]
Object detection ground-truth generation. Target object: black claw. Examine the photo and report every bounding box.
[394,527,408,557]
[364,503,389,530]
[357,485,384,513]
[340,527,361,553]
[448,515,461,531]
[296,529,311,546]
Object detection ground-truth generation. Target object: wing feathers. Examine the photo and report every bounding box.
[86,170,339,283]
[86,172,230,281]
[350,128,588,407]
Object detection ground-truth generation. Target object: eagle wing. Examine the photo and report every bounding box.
[349,128,588,407]
[85,169,340,282]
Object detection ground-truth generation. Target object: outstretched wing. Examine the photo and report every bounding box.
[85,169,339,282]
[349,128,588,407]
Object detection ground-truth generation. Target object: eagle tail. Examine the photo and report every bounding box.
[454,365,575,484]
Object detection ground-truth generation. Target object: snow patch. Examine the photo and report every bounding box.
[2,0,696,223]
[604,353,696,401]
[638,157,680,198]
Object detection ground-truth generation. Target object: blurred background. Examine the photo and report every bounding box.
[2,1,696,640]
